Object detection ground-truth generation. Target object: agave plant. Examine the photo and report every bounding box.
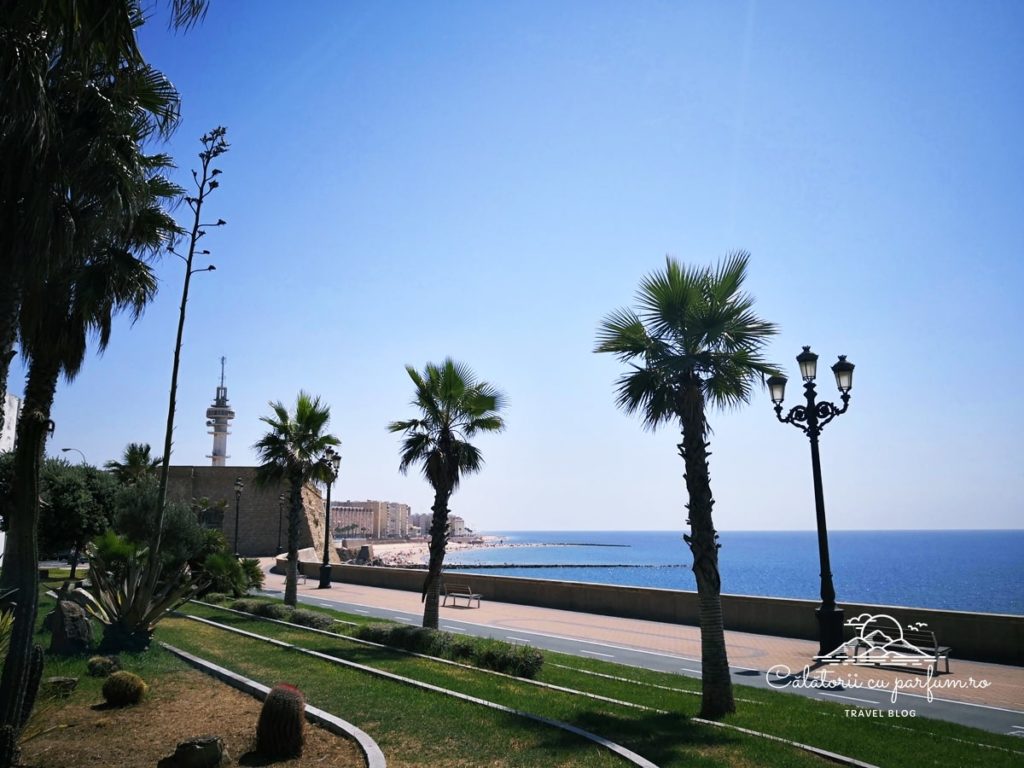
[72,545,204,652]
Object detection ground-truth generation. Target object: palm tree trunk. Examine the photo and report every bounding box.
[0,354,59,743]
[421,487,450,629]
[679,409,736,719]
[284,479,301,607]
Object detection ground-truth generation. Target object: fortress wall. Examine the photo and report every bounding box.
[168,465,336,561]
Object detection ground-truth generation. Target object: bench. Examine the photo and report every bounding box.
[442,581,482,608]
[851,626,951,674]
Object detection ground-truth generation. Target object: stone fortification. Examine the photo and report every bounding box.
[166,465,338,561]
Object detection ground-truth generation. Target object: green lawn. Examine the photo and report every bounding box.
[170,599,1021,768]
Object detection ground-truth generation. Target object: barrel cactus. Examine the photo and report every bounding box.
[102,671,148,706]
[87,655,122,677]
[256,684,305,759]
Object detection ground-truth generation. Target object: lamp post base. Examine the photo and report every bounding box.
[816,605,846,657]
[317,564,333,589]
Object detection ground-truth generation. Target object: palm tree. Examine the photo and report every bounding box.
[388,359,507,629]
[595,251,778,719]
[0,0,206,439]
[0,63,179,739]
[105,443,163,485]
[254,393,340,607]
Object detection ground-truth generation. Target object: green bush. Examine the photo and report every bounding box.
[290,610,334,631]
[230,598,267,614]
[202,592,232,605]
[102,671,148,706]
[255,603,294,622]
[352,623,544,678]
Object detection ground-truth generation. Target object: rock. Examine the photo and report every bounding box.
[47,600,92,655]
[42,676,78,698]
[156,736,229,768]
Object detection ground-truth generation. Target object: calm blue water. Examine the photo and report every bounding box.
[445,530,1024,615]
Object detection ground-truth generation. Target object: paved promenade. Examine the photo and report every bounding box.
[258,561,1023,715]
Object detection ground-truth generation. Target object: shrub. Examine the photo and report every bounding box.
[86,655,121,677]
[202,592,232,606]
[352,623,545,678]
[102,671,148,706]
[290,610,334,631]
[255,603,294,622]
[230,598,267,614]
[256,684,305,759]
[476,640,545,678]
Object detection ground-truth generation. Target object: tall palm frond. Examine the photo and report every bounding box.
[388,358,506,628]
[595,251,779,720]
[253,392,340,606]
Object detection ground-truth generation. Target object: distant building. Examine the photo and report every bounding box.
[0,393,22,453]
[448,515,467,537]
[409,512,432,534]
[331,500,412,539]
[409,511,470,538]
[205,357,235,466]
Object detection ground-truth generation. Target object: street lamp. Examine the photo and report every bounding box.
[277,493,285,554]
[318,447,342,589]
[60,447,88,465]
[767,346,855,657]
[233,477,244,556]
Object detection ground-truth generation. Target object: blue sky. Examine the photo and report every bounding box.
[14,1,1023,531]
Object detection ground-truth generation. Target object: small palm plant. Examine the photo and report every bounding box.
[104,443,162,485]
[388,359,507,629]
[253,392,340,606]
[595,251,779,718]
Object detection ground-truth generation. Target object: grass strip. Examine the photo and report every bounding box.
[179,602,848,767]
[186,598,1023,768]
[157,616,627,768]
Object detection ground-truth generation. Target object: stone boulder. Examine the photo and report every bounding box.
[156,736,229,768]
[47,600,92,655]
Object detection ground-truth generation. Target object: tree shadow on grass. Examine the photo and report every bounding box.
[556,709,743,767]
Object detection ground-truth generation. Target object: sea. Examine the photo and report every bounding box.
[444,530,1024,616]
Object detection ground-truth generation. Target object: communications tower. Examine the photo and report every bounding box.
[205,357,236,466]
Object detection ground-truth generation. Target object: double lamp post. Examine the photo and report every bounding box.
[767,346,855,657]
[319,447,342,589]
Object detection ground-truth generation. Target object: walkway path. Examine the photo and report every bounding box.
[258,559,1023,733]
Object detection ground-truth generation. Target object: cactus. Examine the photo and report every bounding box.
[87,655,122,677]
[0,725,18,768]
[256,684,305,759]
[18,645,44,729]
[102,671,148,706]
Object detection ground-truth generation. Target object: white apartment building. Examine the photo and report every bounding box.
[0,393,22,453]
[331,499,411,539]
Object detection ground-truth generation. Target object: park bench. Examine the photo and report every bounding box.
[442,581,482,608]
[851,625,951,674]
